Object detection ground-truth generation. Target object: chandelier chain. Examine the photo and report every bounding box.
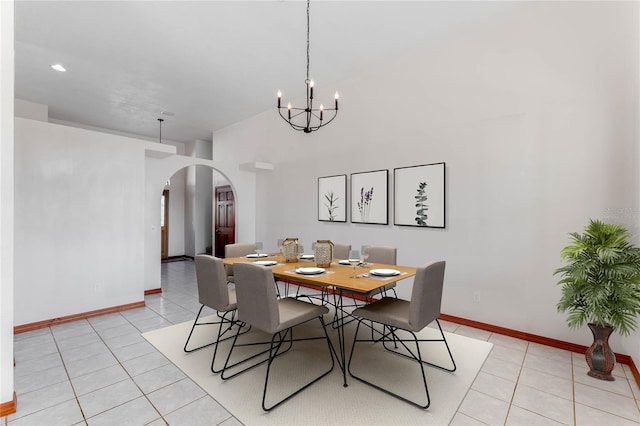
[306,0,310,82]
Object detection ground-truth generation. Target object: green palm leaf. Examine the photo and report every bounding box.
[554,219,640,336]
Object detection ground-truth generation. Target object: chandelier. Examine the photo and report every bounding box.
[277,0,339,133]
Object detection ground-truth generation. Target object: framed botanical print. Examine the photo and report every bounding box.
[394,162,445,228]
[350,169,388,225]
[318,174,347,222]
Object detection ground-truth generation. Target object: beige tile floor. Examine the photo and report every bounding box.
[3,259,640,425]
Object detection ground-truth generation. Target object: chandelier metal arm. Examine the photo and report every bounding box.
[278,106,338,130]
[277,108,337,131]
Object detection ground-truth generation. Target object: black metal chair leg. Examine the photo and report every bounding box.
[210,310,252,373]
[262,317,335,411]
[348,319,431,409]
[183,305,207,352]
[380,320,456,373]
[219,325,293,380]
[185,305,245,353]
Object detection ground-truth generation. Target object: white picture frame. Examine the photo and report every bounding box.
[318,174,347,222]
[394,162,446,228]
[350,169,388,225]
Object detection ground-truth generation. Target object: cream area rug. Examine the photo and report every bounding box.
[143,312,493,425]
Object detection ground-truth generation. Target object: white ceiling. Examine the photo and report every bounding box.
[14,1,524,143]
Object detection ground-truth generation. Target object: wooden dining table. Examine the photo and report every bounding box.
[223,254,417,387]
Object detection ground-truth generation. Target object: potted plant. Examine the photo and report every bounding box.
[554,219,640,381]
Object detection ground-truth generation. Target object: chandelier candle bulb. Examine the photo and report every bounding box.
[309,80,314,99]
[319,104,323,120]
[277,91,282,107]
[335,92,339,110]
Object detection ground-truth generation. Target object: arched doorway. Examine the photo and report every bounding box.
[159,164,231,262]
[144,154,256,293]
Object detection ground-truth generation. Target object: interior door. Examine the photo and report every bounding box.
[161,189,169,259]
[215,185,235,256]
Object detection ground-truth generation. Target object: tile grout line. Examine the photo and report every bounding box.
[450,330,513,425]
[7,262,221,425]
[50,324,90,425]
[501,337,527,425]
[8,341,71,420]
[633,363,640,413]
[572,354,640,422]
[88,304,232,425]
[571,349,576,426]
[15,326,91,423]
[78,313,168,425]
[471,337,576,426]
[140,294,239,424]
[448,322,492,425]
[154,283,243,426]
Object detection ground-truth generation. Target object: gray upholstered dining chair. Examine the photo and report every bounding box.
[184,255,248,373]
[221,262,334,411]
[332,243,351,260]
[347,261,456,409]
[224,242,257,284]
[367,245,397,264]
[366,246,398,298]
[332,245,399,327]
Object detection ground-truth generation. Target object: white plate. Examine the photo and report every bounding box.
[295,267,325,275]
[246,253,268,258]
[299,254,314,260]
[254,260,277,266]
[338,259,360,265]
[370,268,401,277]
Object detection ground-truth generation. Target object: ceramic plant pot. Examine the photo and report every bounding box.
[585,323,615,381]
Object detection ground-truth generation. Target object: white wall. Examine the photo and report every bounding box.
[212,1,640,360]
[182,140,213,256]
[14,118,146,324]
[15,98,191,260]
[184,163,196,257]
[12,115,251,313]
[195,140,213,255]
[166,169,186,257]
[14,99,47,122]
[0,0,14,408]
[162,141,186,258]
[195,166,213,254]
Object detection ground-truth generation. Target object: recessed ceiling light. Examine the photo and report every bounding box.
[160,111,174,117]
[51,64,66,72]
